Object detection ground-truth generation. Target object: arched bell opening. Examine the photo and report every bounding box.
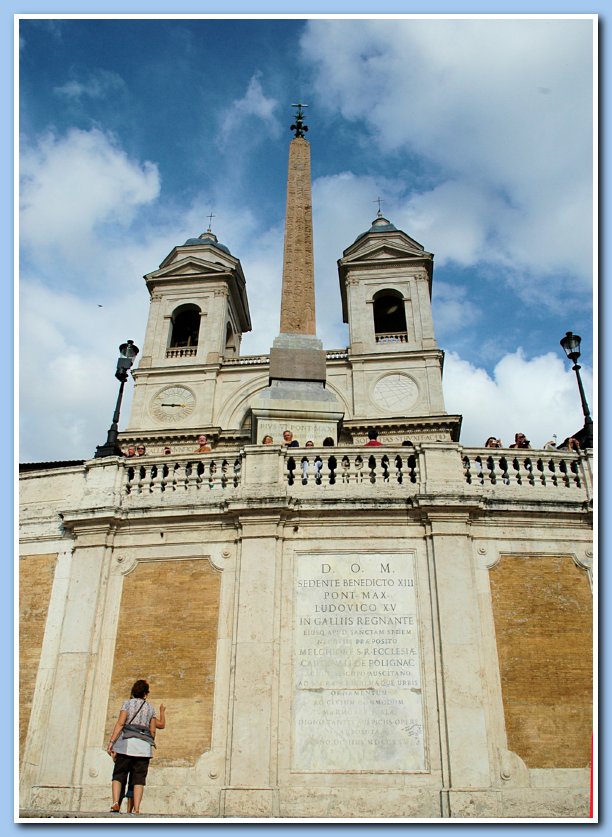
[373,290,408,344]
[166,304,201,358]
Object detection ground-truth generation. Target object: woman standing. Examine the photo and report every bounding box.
[106,679,165,814]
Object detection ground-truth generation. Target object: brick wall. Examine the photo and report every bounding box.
[490,555,592,768]
[105,558,221,766]
[19,553,57,761]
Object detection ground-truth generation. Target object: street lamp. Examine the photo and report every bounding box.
[94,340,139,458]
[560,331,593,449]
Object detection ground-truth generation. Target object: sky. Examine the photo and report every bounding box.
[17,15,595,462]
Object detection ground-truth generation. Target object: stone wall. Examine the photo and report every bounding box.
[489,554,593,768]
[105,558,221,766]
[19,553,57,761]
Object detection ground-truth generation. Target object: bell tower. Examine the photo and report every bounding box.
[338,212,461,441]
[124,227,251,443]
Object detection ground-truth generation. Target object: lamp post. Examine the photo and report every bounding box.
[94,340,139,458]
[560,331,593,449]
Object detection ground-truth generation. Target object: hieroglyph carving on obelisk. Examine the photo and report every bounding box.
[279,132,316,336]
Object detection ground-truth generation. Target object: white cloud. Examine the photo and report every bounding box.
[301,18,594,288]
[432,280,481,335]
[53,69,126,100]
[20,128,160,272]
[218,74,281,143]
[443,349,593,448]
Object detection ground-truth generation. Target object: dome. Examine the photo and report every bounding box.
[182,231,231,255]
[352,213,398,244]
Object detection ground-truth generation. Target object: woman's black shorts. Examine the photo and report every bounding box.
[112,753,150,786]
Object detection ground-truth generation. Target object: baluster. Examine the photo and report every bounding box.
[499,456,510,485]
[221,460,229,488]
[381,455,390,483]
[407,454,417,484]
[125,465,135,494]
[570,459,581,487]
[160,463,169,492]
[558,459,570,487]
[547,458,558,486]
[148,464,158,493]
[462,456,472,485]
[136,465,147,494]
[511,457,522,485]
[341,455,351,484]
[368,455,377,484]
[355,455,364,483]
[524,457,535,486]
[475,456,484,485]
[208,460,217,489]
[486,456,496,485]
[300,456,310,485]
[536,458,546,486]
[184,461,193,490]
[233,457,242,487]
[171,462,181,491]
[395,455,403,485]
[195,461,204,489]
[328,455,337,485]
[287,456,296,486]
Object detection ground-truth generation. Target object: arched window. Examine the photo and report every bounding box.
[373,290,408,343]
[168,305,200,356]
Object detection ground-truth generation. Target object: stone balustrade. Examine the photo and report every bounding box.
[165,346,198,358]
[375,332,408,343]
[461,448,592,498]
[286,448,418,487]
[124,454,243,494]
[121,445,592,504]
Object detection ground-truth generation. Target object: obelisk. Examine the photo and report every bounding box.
[268,104,326,384]
[251,105,342,443]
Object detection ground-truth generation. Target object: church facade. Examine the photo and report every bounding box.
[19,121,593,819]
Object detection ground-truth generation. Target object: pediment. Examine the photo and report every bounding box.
[342,239,431,265]
[146,255,231,282]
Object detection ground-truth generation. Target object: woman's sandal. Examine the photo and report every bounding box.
[110,804,121,813]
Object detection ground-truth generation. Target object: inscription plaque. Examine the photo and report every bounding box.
[292,553,426,772]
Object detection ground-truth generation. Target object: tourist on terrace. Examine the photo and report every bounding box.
[262,435,274,445]
[195,434,212,453]
[322,437,335,446]
[509,433,531,449]
[485,437,502,448]
[125,445,137,457]
[558,436,581,452]
[283,429,299,448]
[364,428,382,447]
[136,444,146,456]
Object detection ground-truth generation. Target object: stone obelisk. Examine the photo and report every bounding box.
[251,105,342,443]
[268,105,326,384]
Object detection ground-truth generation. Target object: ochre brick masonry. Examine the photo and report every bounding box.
[105,558,221,766]
[490,555,592,768]
[19,553,57,762]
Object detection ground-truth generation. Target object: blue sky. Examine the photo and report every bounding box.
[18,14,595,462]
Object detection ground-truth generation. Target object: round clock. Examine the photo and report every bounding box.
[372,374,419,412]
[150,385,196,423]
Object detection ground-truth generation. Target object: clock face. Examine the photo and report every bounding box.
[372,374,418,412]
[150,385,196,423]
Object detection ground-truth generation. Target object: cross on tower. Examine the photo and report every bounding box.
[373,196,384,216]
[206,212,215,233]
